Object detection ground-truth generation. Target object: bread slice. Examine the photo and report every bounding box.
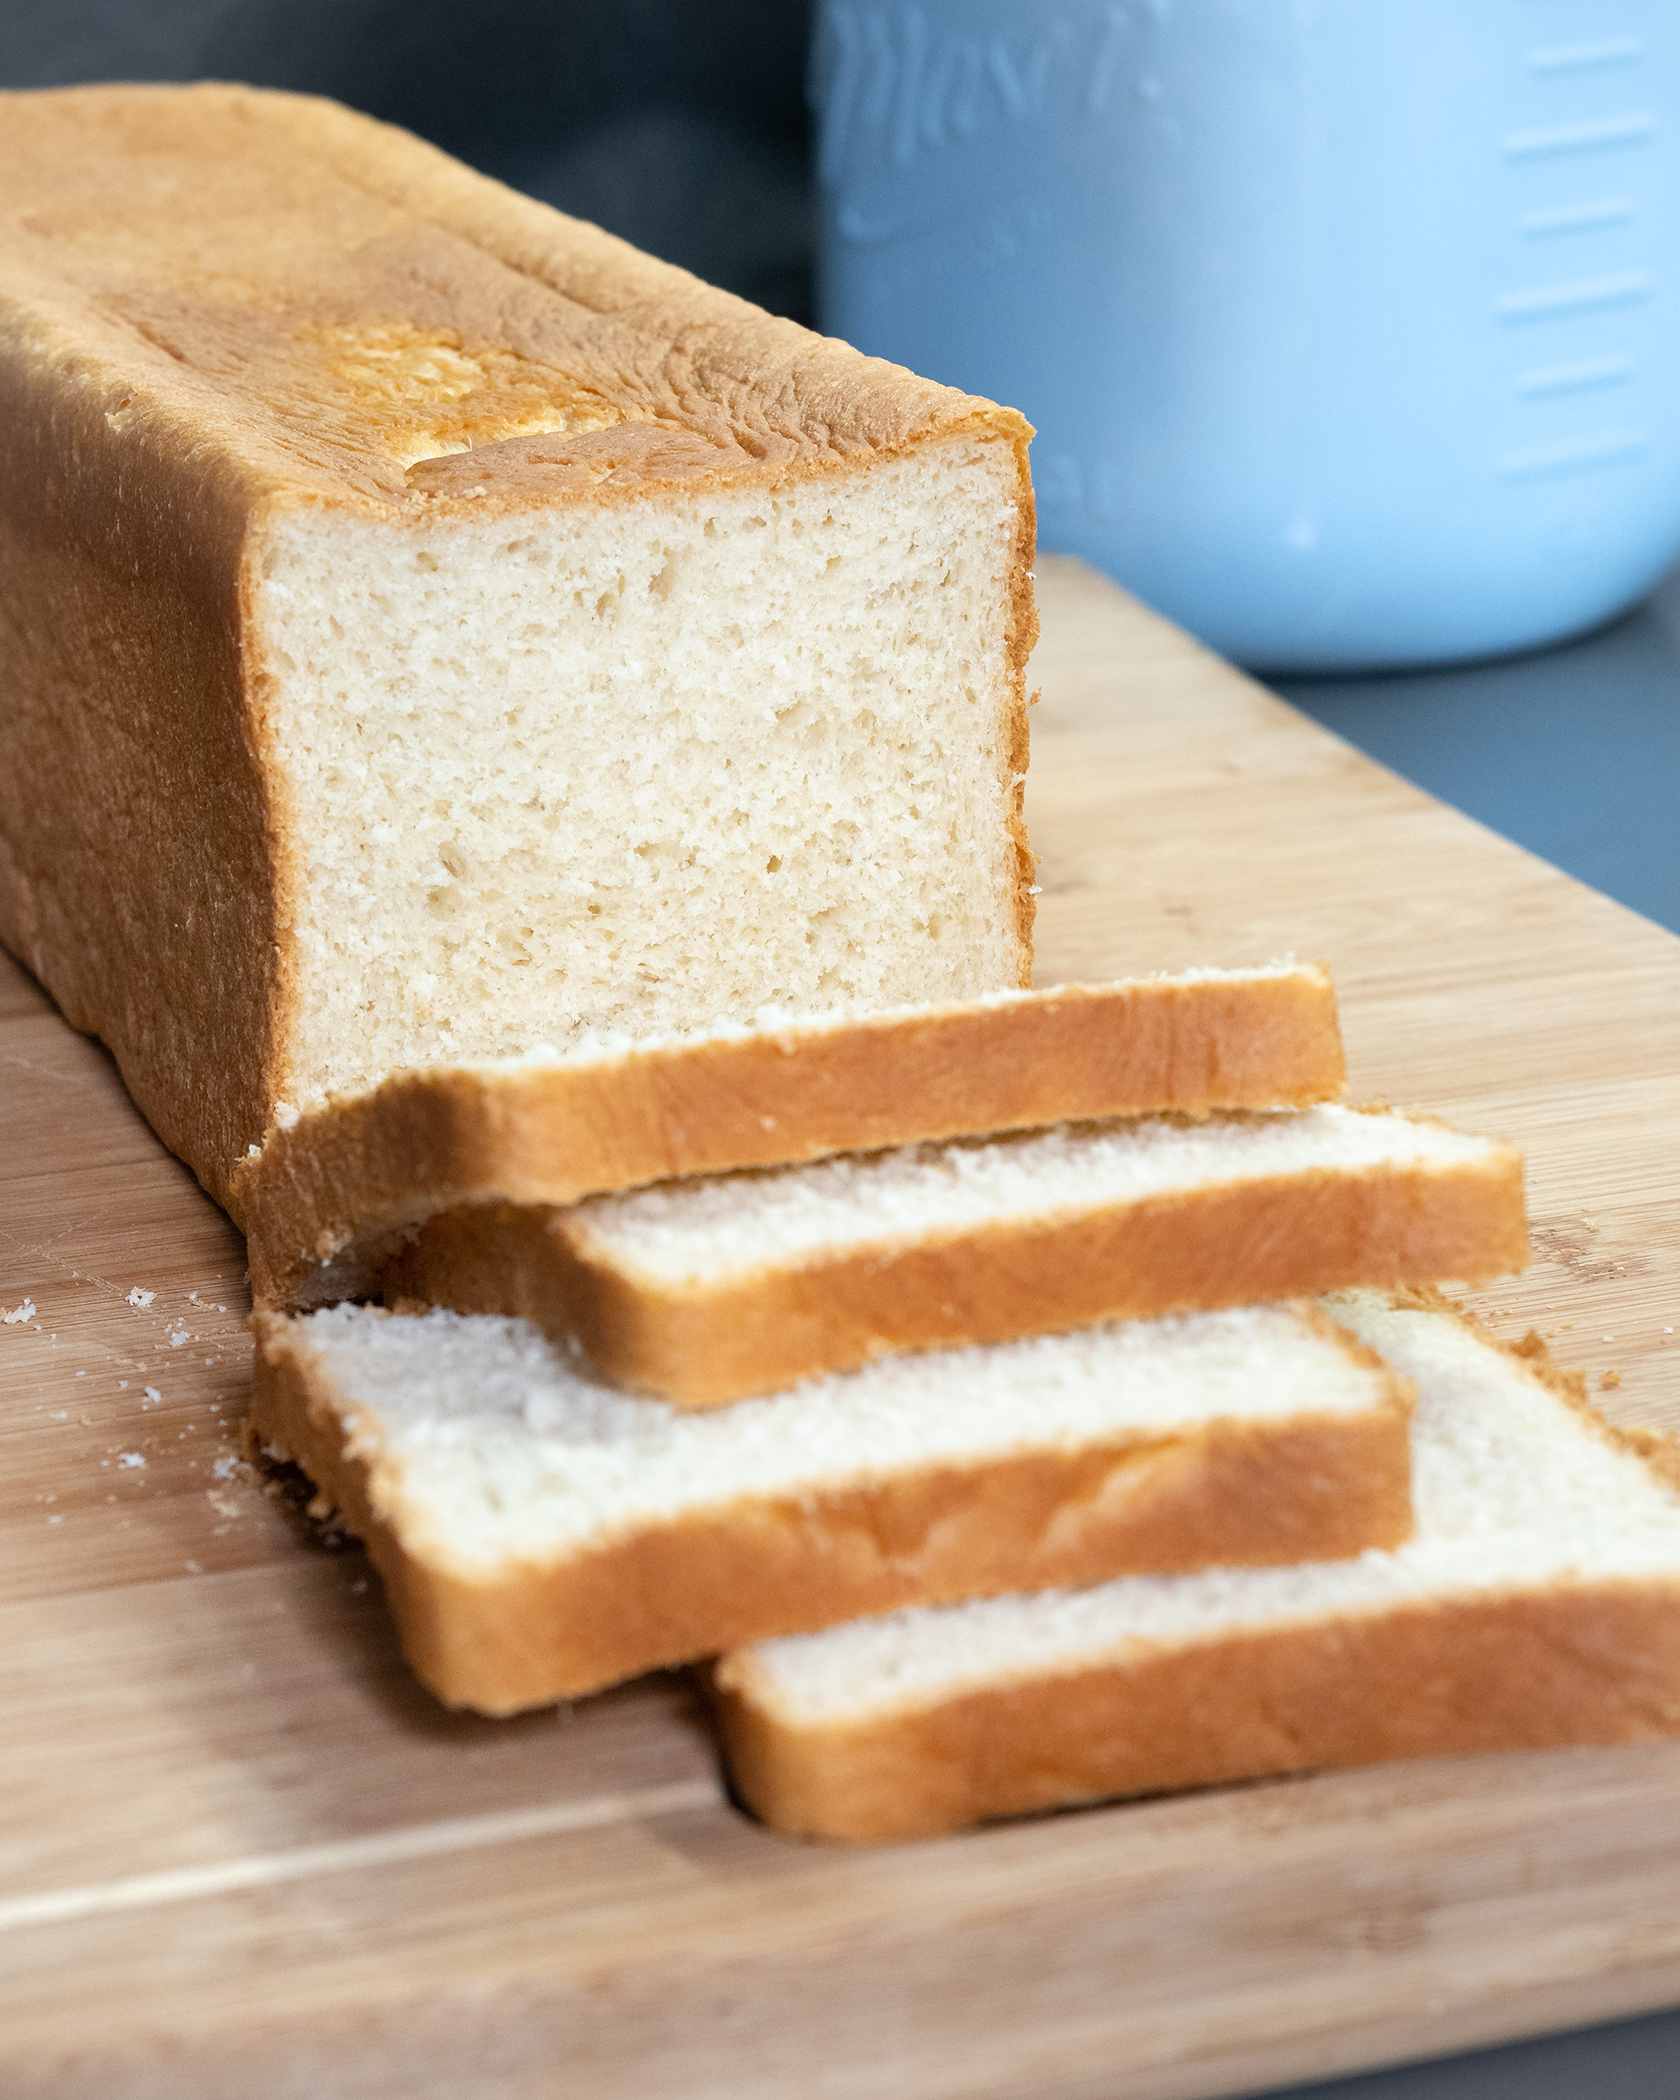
[713,1293,1680,1843]
[242,962,1346,1309]
[249,1299,1414,1715]
[383,1104,1526,1406]
[0,83,1035,1210]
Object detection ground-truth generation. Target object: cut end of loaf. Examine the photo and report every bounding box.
[257,435,1033,1116]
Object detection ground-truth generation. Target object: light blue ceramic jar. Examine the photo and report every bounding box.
[814,1,1680,671]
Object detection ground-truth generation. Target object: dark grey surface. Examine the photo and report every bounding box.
[1245,2001,1680,2100]
[5,7,1679,2094]
[1273,566,1680,938]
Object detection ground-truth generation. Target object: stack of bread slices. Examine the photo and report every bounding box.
[240,957,1680,1845]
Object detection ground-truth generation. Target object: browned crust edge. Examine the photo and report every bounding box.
[711,1577,1680,1844]
[247,1301,1410,1717]
[388,1140,1525,1408]
[240,966,1346,1304]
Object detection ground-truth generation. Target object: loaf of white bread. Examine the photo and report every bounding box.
[383,1102,1526,1404]
[15,87,1628,1851]
[713,1293,1680,1842]
[0,83,1035,1213]
[241,962,1348,1309]
[250,1299,1415,1714]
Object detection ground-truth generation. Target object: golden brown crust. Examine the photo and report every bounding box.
[0,83,1039,1203]
[713,1579,1680,1843]
[243,967,1346,1305]
[248,1301,1411,1716]
[0,85,1032,515]
[387,1131,1525,1408]
[0,304,283,1201]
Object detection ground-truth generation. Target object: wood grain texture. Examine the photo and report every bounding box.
[2,557,1678,2097]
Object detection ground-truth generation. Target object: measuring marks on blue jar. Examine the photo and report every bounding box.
[1497,28,1656,485]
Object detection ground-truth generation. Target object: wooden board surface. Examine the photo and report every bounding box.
[3,557,1679,2099]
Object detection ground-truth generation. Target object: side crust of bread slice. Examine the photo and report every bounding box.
[248,1300,1411,1715]
[714,1577,1680,1843]
[241,965,1345,1308]
[386,1114,1526,1407]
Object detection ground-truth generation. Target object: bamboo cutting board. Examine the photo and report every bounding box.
[3,558,1678,2099]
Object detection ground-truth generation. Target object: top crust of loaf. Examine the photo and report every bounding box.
[0,83,1034,521]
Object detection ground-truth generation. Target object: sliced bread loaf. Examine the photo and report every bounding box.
[249,1300,1413,1714]
[713,1293,1680,1843]
[0,84,1035,1208]
[384,1104,1526,1405]
[243,962,1346,1308]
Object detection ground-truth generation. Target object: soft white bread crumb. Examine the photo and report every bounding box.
[279,1300,1396,1572]
[571,1105,1505,1286]
[261,442,1029,1111]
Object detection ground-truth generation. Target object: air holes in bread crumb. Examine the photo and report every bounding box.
[255,437,1024,1099]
